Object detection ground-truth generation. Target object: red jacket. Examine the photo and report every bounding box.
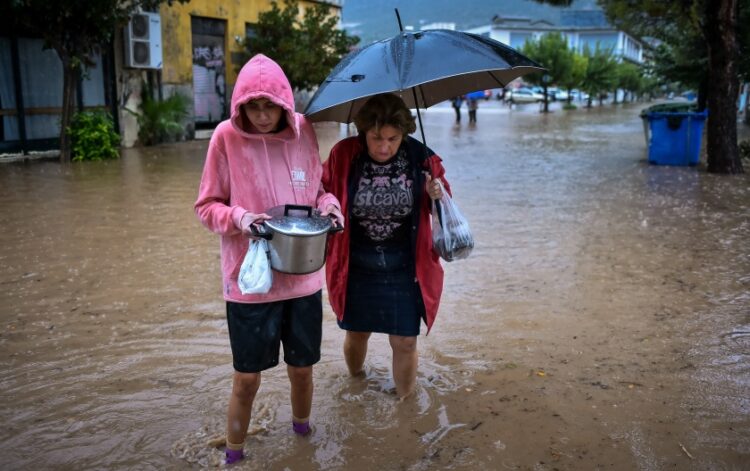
[322,135,451,333]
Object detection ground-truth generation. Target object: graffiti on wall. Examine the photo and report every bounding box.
[192,36,226,124]
[189,16,228,126]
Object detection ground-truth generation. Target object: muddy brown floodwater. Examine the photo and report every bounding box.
[1,101,748,470]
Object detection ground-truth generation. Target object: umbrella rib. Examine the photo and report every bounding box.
[346,101,354,125]
[487,70,507,88]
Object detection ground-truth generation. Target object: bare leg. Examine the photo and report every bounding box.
[344,331,371,375]
[226,371,261,446]
[287,365,313,422]
[389,335,418,399]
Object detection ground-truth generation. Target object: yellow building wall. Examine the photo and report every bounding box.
[159,0,340,87]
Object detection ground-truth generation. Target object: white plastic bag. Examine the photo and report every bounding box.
[238,239,272,294]
[431,180,474,262]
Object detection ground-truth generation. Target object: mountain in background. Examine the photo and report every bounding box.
[341,0,601,45]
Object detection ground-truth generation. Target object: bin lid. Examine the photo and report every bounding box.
[646,109,708,121]
[639,102,698,118]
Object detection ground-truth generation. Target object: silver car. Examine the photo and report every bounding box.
[509,88,544,104]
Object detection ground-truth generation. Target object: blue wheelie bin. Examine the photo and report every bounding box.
[642,105,707,166]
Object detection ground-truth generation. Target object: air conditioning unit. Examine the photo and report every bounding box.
[124,12,162,69]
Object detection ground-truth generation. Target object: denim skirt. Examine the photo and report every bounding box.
[339,242,425,336]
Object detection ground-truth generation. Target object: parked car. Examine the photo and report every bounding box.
[509,88,544,104]
[529,86,545,96]
[489,88,507,100]
[569,89,590,101]
[554,89,569,101]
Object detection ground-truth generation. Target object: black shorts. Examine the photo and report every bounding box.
[226,291,322,373]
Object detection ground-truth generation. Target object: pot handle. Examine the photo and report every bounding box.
[249,223,273,240]
[284,204,313,217]
[328,219,345,233]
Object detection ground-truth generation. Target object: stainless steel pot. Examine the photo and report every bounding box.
[251,204,342,274]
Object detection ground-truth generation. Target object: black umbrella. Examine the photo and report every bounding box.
[304,16,544,126]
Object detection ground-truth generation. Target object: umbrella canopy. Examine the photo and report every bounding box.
[304,29,544,123]
[466,90,487,100]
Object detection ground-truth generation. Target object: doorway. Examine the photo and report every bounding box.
[190,16,227,129]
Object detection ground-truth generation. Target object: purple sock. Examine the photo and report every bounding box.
[292,420,311,436]
[225,448,244,464]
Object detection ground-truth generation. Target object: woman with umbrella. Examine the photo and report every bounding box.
[322,93,450,399]
[305,25,542,399]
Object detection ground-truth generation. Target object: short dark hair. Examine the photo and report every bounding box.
[354,93,416,136]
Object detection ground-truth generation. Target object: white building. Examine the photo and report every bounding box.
[466,9,643,65]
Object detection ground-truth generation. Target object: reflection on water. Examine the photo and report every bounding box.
[1,103,748,470]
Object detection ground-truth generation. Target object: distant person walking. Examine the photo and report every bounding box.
[450,96,464,123]
[467,97,477,124]
[466,90,485,124]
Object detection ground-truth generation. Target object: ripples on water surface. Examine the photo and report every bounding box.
[1,103,748,469]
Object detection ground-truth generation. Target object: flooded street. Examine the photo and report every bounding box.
[1,101,748,470]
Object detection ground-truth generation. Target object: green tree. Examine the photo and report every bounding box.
[637,74,661,101]
[535,0,747,174]
[243,0,359,92]
[645,39,706,101]
[521,32,574,112]
[0,0,188,163]
[597,0,746,173]
[601,1,708,106]
[580,44,618,107]
[559,52,588,106]
[741,3,750,123]
[615,62,642,103]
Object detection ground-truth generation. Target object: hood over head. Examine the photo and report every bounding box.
[230,54,298,137]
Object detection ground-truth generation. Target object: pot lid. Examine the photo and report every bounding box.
[265,204,332,236]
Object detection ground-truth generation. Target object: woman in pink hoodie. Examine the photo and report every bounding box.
[195,54,342,465]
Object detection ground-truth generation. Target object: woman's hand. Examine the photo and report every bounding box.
[321,204,345,228]
[239,212,272,239]
[425,174,444,201]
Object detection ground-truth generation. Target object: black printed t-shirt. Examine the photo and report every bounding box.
[351,148,414,245]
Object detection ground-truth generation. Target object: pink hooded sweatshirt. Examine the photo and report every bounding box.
[195,54,340,303]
